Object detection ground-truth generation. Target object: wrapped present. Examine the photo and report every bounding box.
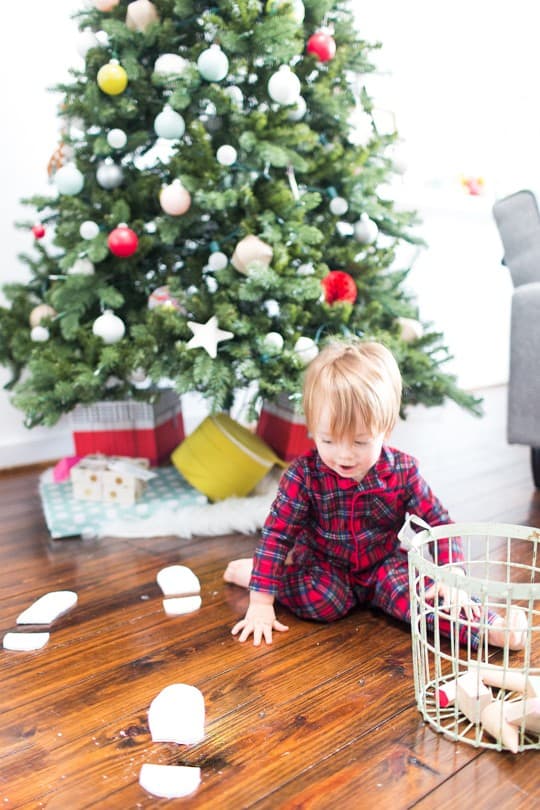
[71,454,156,506]
[171,413,286,501]
[256,393,314,461]
[70,389,184,465]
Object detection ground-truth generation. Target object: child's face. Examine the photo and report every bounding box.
[313,406,385,482]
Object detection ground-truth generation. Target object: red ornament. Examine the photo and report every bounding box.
[107,224,139,257]
[306,30,336,62]
[32,223,46,239]
[321,270,357,305]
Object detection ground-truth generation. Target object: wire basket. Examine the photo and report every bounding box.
[408,520,540,752]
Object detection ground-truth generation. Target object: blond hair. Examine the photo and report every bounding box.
[302,340,402,439]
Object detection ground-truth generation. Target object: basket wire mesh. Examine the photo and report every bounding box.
[408,520,540,751]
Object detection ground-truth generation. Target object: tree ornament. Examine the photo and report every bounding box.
[297,262,315,275]
[154,54,189,76]
[80,220,100,240]
[231,235,273,275]
[68,257,95,276]
[397,317,423,343]
[97,60,128,96]
[263,299,280,318]
[30,325,50,342]
[266,0,305,24]
[306,29,337,62]
[107,128,127,149]
[125,0,159,32]
[29,304,56,328]
[77,29,100,58]
[31,223,46,239]
[148,285,182,311]
[224,85,243,107]
[262,331,284,354]
[287,96,306,121]
[354,214,379,244]
[154,106,186,139]
[96,159,124,189]
[186,315,233,359]
[329,196,349,216]
[55,163,84,195]
[294,336,319,365]
[321,270,357,304]
[92,310,125,344]
[267,65,301,105]
[129,367,152,388]
[216,145,237,166]
[94,0,120,10]
[197,45,229,82]
[208,250,228,271]
[159,180,191,216]
[107,224,138,257]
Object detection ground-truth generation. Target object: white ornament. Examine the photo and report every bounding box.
[154,53,189,76]
[329,196,349,216]
[68,257,95,276]
[80,220,100,240]
[297,262,315,276]
[77,29,100,58]
[287,96,307,121]
[216,145,237,166]
[397,317,423,343]
[55,163,84,196]
[107,128,127,149]
[267,65,301,105]
[263,299,280,318]
[354,215,379,244]
[96,160,124,189]
[231,235,273,275]
[268,0,305,23]
[154,106,186,139]
[263,332,284,354]
[197,45,229,82]
[159,180,191,216]
[224,85,243,107]
[294,336,319,365]
[186,315,233,359]
[31,326,50,342]
[92,310,125,344]
[208,251,228,271]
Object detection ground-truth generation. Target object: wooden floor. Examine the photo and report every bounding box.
[2,385,540,809]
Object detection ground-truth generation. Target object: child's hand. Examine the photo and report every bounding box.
[425,571,481,622]
[231,600,289,646]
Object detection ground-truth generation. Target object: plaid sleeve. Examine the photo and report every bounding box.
[404,458,465,567]
[249,459,311,595]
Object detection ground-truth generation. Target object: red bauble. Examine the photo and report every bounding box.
[107,224,139,257]
[32,223,46,239]
[321,270,357,305]
[306,30,336,62]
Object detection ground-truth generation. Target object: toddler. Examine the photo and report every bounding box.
[224,339,527,648]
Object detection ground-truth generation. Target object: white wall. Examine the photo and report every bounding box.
[1,1,536,467]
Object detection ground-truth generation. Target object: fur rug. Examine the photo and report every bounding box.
[101,468,281,539]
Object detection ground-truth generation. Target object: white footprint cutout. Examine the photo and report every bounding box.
[148,683,205,745]
[16,591,78,625]
[156,565,201,615]
[139,763,201,799]
[162,596,202,616]
[3,632,50,651]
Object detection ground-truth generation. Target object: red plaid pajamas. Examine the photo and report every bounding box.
[250,446,491,648]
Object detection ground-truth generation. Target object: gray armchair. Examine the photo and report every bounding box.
[493,189,540,487]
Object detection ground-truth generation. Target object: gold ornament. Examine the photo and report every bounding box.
[97,60,128,95]
[231,235,273,275]
[125,0,160,32]
[29,304,57,328]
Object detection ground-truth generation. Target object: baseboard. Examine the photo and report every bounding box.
[0,430,74,470]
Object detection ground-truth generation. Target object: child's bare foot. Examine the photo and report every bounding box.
[488,606,528,651]
[223,559,253,589]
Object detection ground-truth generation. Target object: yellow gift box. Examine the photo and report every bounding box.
[171,413,286,501]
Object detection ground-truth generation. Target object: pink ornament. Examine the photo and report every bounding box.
[125,0,159,32]
[94,0,120,10]
[107,224,139,258]
[306,30,336,62]
[32,223,46,239]
[159,180,192,216]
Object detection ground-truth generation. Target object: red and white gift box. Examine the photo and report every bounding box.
[256,393,314,462]
[70,390,184,465]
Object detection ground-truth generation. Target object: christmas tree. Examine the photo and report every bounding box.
[0,0,479,431]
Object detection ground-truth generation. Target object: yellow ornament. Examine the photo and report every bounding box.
[97,60,128,96]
